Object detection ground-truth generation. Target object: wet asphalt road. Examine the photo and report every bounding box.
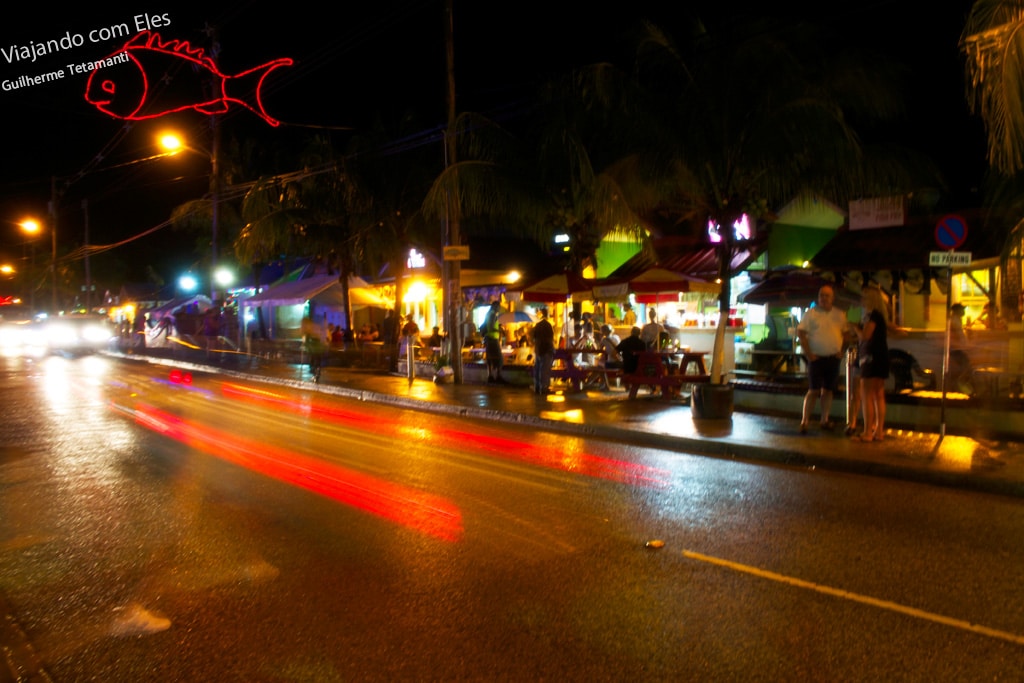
[1,354,1023,681]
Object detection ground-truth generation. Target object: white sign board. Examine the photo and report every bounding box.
[928,251,972,267]
[849,196,906,230]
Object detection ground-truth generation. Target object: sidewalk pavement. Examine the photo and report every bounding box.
[128,353,1024,500]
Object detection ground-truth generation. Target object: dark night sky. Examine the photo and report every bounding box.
[0,1,985,290]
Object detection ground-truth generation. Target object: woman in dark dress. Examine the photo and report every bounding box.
[853,287,889,442]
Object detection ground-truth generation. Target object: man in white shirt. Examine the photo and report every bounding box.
[640,309,662,349]
[796,285,850,433]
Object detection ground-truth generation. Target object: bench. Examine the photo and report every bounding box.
[623,351,709,400]
[548,350,626,393]
[583,367,623,389]
[551,349,593,390]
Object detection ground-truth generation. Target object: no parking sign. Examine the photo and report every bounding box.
[933,215,970,439]
[935,214,968,250]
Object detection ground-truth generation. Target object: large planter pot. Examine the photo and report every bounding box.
[691,383,734,420]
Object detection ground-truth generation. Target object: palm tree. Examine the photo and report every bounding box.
[168,196,244,281]
[235,135,364,328]
[344,113,445,368]
[235,176,308,269]
[962,0,1024,175]
[421,77,654,279]
[234,172,315,341]
[626,17,930,385]
[529,70,658,274]
[961,1,1024,319]
[167,128,259,287]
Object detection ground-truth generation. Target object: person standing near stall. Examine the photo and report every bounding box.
[482,301,509,384]
[852,286,890,442]
[622,303,637,326]
[797,285,849,433]
[641,309,663,350]
[530,308,555,395]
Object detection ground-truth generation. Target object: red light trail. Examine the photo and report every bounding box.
[220,382,670,489]
[120,400,464,543]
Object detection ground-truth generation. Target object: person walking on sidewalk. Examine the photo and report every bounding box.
[797,285,849,433]
[482,301,509,384]
[301,316,326,383]
[530,308,555,394]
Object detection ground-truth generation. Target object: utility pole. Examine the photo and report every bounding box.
[83,199,91,312]
[210,111,221,302]
[201,20,222,304]
[49,175,58,313]
[442,0,464,383]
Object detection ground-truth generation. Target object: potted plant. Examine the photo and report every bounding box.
[433,354,454,384]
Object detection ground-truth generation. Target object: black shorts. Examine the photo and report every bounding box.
[484,337,502,363]
[808,355,841,392]
[860,352,890,379]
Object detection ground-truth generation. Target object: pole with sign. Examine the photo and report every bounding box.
[443,245,469,384]
[932,215,970,441]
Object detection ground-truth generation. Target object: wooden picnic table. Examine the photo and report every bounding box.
[549,348,620,392]
[653,350,711,378]
[622,351,710,400]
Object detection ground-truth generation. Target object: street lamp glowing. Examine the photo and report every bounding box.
[157,131,210,157]
[214,267,234,287]
[179,274,198,292]
[159,133,184,154]
[15,218,43,311]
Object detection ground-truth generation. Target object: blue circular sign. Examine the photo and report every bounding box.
[935,214,968,249]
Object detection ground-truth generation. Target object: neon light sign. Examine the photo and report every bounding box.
[407,248,426,269]
[84,31,292,127]
[707,214,752,243]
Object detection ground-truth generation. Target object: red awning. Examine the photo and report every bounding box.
[514,272,597,303]
[610,233,768,283]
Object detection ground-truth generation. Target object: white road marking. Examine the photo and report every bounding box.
[682,549,1024,646]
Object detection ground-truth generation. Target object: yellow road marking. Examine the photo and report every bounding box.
[682,549,1024,646]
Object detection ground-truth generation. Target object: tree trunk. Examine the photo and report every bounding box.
[337,262,353,332]
[709,229,733,385]
[247,263,263,339]
[388,256,407,373]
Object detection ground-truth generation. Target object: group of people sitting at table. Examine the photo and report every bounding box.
[534,310,667,390]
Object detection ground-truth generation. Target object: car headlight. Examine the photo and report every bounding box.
[45,322,77,347]
[80,323,112,343]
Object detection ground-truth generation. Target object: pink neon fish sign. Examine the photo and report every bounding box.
[84,31,293,126]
